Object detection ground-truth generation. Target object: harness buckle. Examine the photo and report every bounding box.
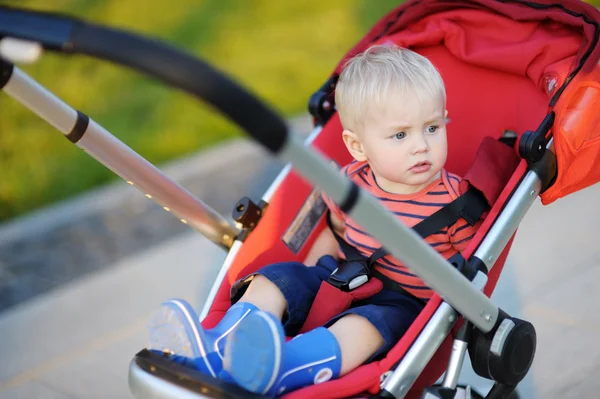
[327,260,371,292]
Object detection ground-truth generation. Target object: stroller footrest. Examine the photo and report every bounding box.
[128,349,265,399]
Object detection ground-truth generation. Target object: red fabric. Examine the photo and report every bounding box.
[459,137,522,205]
[418,43,548,177]
[298,282,352,334]
[283,363,382,399]
[335,0,600,78]
[298,279,383,334]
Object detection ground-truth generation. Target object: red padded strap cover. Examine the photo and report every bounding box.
[298,278,383,333]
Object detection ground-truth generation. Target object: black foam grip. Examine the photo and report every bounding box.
[69,23,289,154]
[0,60,13,89]
[0,6,76,51]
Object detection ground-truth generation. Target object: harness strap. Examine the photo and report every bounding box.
[326,186,488,294]
[366,186,488,268]
[371,269,426,303]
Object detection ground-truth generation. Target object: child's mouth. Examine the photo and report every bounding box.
[410,161,431,173]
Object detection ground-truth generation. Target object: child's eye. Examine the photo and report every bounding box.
[426,125,438,133]
[393,132,406,140]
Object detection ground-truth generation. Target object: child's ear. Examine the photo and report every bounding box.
[342,129,368,162]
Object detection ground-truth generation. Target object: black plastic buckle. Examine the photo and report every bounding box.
[327,260,370,292]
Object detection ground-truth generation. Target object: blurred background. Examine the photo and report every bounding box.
[0,0,399,223]
[2,1,600,399]
[0,0,399,311]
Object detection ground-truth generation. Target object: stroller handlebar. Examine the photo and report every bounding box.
[0,6,289,154]
[0,7,75,51]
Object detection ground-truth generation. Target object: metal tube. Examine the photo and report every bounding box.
[278,135,500,332]
[441,328,470,388]
[474,170,543,271]
[381,302,458,398]
[78,120,240,248]
[2,66,240,249]
[3,67,77,132]
[0,21,508,327]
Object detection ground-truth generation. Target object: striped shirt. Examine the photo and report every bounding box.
[323,161,481,300]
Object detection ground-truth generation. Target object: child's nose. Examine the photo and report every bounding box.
[412,135,429,153]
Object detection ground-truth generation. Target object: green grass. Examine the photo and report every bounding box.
[0,0,399,222]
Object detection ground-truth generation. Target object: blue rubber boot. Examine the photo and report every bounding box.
[147,298,258,378]
[223,310,342,396]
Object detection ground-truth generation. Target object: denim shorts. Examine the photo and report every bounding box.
[230,255,425,358]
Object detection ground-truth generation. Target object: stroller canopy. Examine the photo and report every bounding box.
[329,0,600,205]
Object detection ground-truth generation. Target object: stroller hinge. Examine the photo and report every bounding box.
[232,196,266,239]
[518,111,554,164]
[308,76,338,126]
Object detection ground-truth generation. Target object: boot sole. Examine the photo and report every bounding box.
[148,298,217,377]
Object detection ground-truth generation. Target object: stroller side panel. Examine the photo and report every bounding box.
[201,115,352,329]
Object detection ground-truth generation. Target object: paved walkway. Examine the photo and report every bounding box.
[0,167,599,398]
[0,232,224,399]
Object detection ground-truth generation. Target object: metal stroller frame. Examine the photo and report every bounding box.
[0,5,553,398]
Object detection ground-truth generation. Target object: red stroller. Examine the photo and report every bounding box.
[2,1,600,398]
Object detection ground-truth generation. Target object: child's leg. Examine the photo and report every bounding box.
[146,276,284,377]
[224,290,424,396]
[223,312,382,396]
[231,256,338,333]
[236,275,287,319]
[148,257,336,378]
[328,314,384,375]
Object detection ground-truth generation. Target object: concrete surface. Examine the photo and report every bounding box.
[0,232,224,399]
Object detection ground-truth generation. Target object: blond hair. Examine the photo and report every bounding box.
[335,45,446,131]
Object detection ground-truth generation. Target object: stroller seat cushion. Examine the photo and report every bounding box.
[298,278,383,334]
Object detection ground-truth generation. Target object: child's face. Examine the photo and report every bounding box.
[343,93,448,195]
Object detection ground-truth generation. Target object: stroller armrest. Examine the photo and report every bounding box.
[128,349,264,399]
